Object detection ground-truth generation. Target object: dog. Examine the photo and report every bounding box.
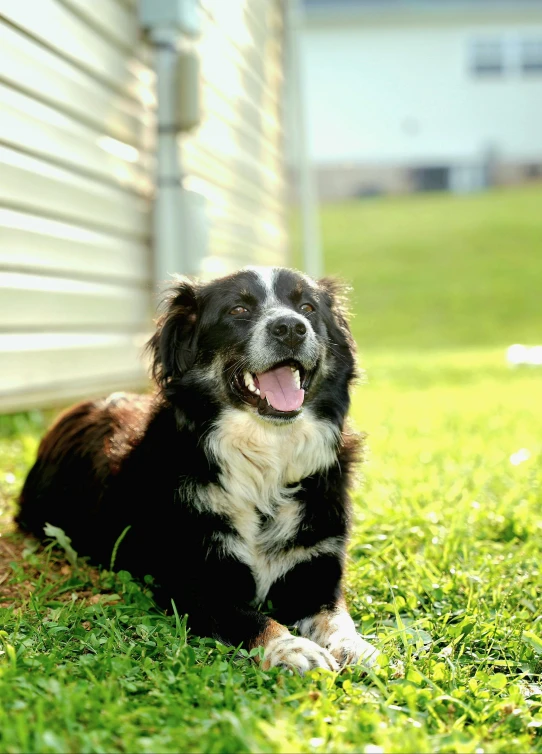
[17,266,379,673]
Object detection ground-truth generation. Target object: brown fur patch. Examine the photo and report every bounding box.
[248,618,288,650]
[304,611,334,644]
[298,596,349,645]
[249,619,289,667]
[32,394,152,484]
[104,394,153,473]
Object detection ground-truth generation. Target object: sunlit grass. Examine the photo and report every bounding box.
[295,184,542,350]
[2,186,542,752]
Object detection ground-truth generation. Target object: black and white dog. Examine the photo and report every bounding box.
[17,267,379,673]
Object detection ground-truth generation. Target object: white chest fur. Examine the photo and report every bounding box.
[202,408,342,603]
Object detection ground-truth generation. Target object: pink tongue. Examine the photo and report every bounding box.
[256,366,304,412]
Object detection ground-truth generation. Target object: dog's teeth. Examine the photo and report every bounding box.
[244,371,255,390]
[255,388,260,396]
[248,384,256,393]
[293,369,300,389]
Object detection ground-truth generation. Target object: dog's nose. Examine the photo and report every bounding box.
[269,316,307,348]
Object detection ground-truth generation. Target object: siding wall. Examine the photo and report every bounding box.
[183,0,287,277]
[0,0,287,412]
[0,0,155,412]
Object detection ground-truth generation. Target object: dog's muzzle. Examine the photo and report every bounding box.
[230,312,319,420]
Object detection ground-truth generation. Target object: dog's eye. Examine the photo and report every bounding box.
[230,306,248,315]
[300,303,315,313]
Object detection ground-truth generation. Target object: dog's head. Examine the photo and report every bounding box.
[148,267,356,425]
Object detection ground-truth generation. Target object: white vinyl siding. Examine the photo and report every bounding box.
[0,0,287,412]
[183,0,287,277]
[0,0,154,412]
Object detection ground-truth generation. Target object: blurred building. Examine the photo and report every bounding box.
[296,0,542,199]
[0,0,286,412]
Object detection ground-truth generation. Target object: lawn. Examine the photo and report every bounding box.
[1,185,542,753]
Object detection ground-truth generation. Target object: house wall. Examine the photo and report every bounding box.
[298,13,542,187]
[182,0,287,278]
[0,0,155,412]
[0,0,287,412]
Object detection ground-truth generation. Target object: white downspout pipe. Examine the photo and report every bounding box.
[150,28,186,292]
[287,0,323,279]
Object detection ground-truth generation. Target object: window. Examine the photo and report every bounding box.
[469,34,542,79]
[412,167,450,193]
[470,38,504,76]
[521,38,542,74]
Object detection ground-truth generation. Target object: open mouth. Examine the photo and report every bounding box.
[233,360,313,418]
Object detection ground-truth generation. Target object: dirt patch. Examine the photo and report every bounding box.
[0,534,33,607]
[0,527,118,610]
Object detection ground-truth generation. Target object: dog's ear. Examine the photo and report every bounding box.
[318,277,355,353]
[147,278,200,388]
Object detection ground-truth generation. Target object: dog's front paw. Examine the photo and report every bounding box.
[263,635,339,674]
[326,631,380,669]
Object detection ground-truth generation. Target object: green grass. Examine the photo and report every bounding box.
[2,185,542,753]
[311,184,542,350]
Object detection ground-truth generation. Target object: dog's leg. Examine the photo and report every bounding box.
[250,618,339,673]
[296,597,379,669]
[202,607,339,673]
